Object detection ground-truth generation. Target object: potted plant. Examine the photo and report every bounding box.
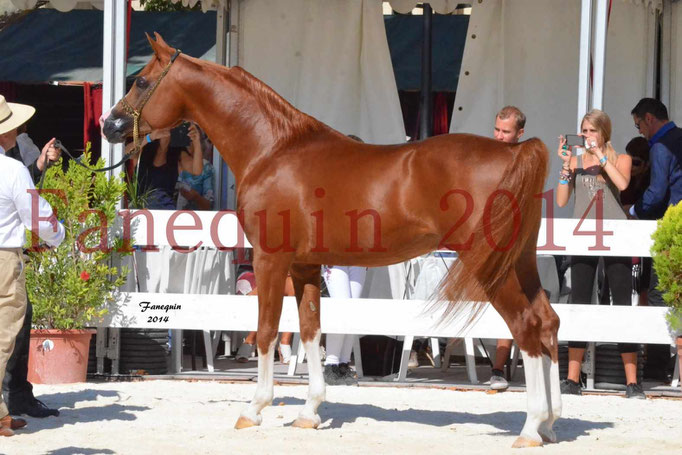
[24,146,131,384]
[650,201,682,388]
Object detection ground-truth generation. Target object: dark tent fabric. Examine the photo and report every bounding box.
[385,14,469,92]
[0,9,217,83]
[0,9,468,92]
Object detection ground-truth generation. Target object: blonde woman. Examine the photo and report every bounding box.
[555,109,644,399]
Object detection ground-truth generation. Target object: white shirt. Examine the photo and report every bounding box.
[0,154,64,248]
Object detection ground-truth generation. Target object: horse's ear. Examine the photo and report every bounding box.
[153,32,171,51]
[146,32,161,59]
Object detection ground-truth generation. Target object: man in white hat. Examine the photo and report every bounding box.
[0,95,65,428]
[0,96,61,180]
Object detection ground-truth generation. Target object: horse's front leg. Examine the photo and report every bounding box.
[235,255,289,429]
[290,264,324,429]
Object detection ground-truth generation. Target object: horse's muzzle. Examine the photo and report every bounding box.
[102,113,132,144]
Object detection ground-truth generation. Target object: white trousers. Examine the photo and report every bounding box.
[322,265,366,365]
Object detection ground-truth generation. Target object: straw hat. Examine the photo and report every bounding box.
[0,95,35,135]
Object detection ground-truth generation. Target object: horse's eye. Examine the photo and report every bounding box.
[136,77,149,89]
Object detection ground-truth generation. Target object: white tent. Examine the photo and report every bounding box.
[7,0,682,211]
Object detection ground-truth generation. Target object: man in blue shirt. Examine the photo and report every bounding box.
[629,98,681,381]
[630,98,682,220]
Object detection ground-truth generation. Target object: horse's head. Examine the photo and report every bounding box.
[102,33,185,144]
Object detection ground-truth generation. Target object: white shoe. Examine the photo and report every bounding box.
[279,344,292,364]
[489,369,509,391]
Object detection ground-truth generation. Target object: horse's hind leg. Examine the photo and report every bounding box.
[289,263,324,429]
[235,254,289,429]
[514,249,562,444]
[488,267,551,448]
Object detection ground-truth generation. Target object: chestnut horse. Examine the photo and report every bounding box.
[102,34,560,448]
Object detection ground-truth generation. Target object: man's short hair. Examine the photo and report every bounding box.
[631,98,669,121]
[496,106,526,130]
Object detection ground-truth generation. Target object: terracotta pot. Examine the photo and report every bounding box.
[28,329,95,384]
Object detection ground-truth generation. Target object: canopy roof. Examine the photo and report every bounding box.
[0,9,217,83]
[0,8,468,91]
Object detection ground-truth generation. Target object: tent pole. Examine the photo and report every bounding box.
[100,0,127,376]
[592,0,608,111]
[221,0,239,211]
[645,4,660,98]
[213,3,229,210]
[660,0,672,109]
[419,3,433,140]
[577,0,592,127]
[102,0,126,180]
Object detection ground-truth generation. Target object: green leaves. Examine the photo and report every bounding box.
[651,202,682,333]
[25,145,131,330]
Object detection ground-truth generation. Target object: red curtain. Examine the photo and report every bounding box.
[83,82,103,156]
[433,92,450,136]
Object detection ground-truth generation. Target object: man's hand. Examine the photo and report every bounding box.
[36,137,61,172]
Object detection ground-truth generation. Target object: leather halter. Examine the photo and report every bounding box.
[120,48,182,156]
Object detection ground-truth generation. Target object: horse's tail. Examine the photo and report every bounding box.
[432,137,549,326]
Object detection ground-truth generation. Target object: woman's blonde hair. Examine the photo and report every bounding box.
[581,109,617,165]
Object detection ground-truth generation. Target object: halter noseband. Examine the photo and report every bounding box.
[120,48,182,157]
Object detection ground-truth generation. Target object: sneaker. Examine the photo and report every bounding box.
[489,369,509,391]
[323,364,346,386]
[338,362,358,385]
[235,343,255,363]
[560,379,582,395]
[278,344,292,364]
[625,383,646,399]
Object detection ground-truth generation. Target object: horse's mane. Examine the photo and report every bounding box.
[228,66,330,146]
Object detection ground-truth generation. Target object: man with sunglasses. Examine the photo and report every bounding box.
[629,98,682,382]
[630,98,682,221]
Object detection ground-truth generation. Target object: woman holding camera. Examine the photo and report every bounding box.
[555,109,644,399]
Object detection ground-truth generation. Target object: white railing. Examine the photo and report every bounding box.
[99,211,678,386]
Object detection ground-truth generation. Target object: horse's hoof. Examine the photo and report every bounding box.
[234,416,259,430]
[539,428,557,443]
[511,436,543,448]
[292,417,320,429]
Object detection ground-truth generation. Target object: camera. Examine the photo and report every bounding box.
[170,122,191,148]
[565,134,584,147]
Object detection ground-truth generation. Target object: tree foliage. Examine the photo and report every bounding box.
[651,202,682,333]
[25,146,131,330]
[142,0,201,12]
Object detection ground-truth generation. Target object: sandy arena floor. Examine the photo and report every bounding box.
[1,379,680,455]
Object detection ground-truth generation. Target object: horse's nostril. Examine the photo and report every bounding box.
[102,115,132,143]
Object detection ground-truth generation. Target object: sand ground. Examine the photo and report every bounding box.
[1,379,681,455]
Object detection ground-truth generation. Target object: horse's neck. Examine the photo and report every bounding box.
[182,65,323,181]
